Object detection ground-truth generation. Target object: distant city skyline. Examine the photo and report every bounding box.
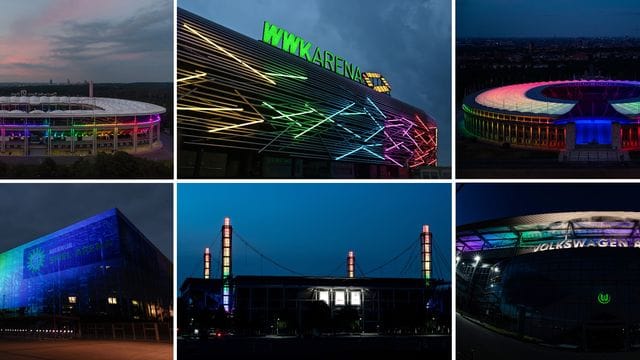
[458,0,640,38]
[0,0,172,83]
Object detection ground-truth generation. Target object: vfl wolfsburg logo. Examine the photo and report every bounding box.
[597,292,611,305]
[27,248,46,273]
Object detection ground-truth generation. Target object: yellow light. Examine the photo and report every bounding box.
[178,72,207,82]
[177,106,243,112]
[208,119,263,133]
[183,23,276,85]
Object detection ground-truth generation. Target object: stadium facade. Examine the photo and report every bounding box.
[462,80,640,160]
[0,208,172,328]
[457,211,640,351]
[0,94,165,156]
[177,8,438,178]
[179,217,450,337]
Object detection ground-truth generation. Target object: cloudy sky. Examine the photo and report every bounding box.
[178,184,451,285]
[458,0,640,38]
[0,184,172,259]
[180,0,452,165]
[0,0,172,83]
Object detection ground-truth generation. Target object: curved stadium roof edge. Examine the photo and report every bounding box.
[458,211,640,231]
[0,96,166,118]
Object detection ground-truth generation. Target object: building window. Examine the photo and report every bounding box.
[68,296,77,304]
[350,291,362,306]
[334,291,345,306]
[318,290,329,305]
[108,297,117,305]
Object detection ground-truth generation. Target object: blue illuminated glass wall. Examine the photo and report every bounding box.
[0,208,171,321]
[575,119,612,145]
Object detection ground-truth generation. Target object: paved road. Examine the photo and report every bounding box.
[0,340,171,360]
[457,314,639,360]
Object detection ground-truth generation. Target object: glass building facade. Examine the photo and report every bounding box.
[0,208,172,324]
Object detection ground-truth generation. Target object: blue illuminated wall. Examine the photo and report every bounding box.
[0,208,171,321]
[575,119,612,145]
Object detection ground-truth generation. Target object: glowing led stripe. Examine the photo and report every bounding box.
[270,110,314,119]
[341,112,367,116]
[295,102,354,138]
[336,123,361,138]
[363,108,381,127]
[364,126,384,142]
[367,97,386,118]
[183,23,276,85]
[264,73,307,80]
[262,102,302,126]
[335,146,363,160]
[177,72,207,82]
[362,146,384,160]
[177,106,243,112]
[208,119,263,133]
[385,155,403,167]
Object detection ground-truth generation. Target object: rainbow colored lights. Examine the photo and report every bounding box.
[457,211,640,254]
[221,217,232,312]
[178,9,438,169]
[421,225,431,286]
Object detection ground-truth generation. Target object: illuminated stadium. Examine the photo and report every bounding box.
[457,211,640,351]
[177,8,438,178]
[462,80,640,159]
[0,94,165,156]
[0,208,172,337]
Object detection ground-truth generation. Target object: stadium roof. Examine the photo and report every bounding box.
[0,96,165,118]
[469,80,640,117]
[457,211,640,252]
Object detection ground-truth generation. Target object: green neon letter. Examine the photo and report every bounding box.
[353,66,362,83]
[262,21,284,47]
[282,31,301,54]
[324,51,335,72]
[312,48,324,67]
[299,40,313,61]
[345,61,353,79]
[335,56,344,76]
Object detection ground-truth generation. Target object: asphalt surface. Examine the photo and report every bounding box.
[0,339,171,360]
[457,314,640,360]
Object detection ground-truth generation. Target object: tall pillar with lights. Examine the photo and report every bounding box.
[221,217,232,312]
[421,225,432,286]
[347,251,355,278]
[203,247,211,279]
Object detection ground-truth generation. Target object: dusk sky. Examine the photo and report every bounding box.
[0,184,172,259]
[458,0,640,38]
[179,0,452,165]
[0,0,172,83]
[458,184,640,225]
[178,184,452,286]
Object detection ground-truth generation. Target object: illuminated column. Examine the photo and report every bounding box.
[347,251,355,278]
[1,127,5,152]
[204,247,211,279]
[221,217,232,312]
[421,225,432,286]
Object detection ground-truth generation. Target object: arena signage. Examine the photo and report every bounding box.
[262,21,363,84]
[532,238,640,252]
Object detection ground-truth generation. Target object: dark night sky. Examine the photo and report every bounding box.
[178,183,452,286]
[0,184,172,259]
[179,0,452,166]
[457,183,640,226]
[458,0,640,38]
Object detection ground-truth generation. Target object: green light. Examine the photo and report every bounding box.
[295,103,354,138]
[597,292,611,305]
[262,20,362,84]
